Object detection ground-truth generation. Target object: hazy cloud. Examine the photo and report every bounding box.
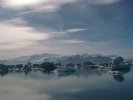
[93,0,120,4]
[0,0,132,58]
[3,17,27,26]
[1,0,78,12]
[65,28,88,33]
[0,21,51,49]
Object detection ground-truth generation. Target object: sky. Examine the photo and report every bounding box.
[0,0,133,59]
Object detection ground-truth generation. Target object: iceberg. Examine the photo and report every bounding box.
[111,57,131,70]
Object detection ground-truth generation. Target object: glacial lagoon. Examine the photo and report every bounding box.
[0,69,133,100]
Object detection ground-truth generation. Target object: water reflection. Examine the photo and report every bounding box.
[0,69,131,84]
[112,69,131,82]
[58,71,74,77]
[0,68,133,100]
[75,69,103,78]
[0,68,132,80]
[0,71,8,76]
[113,75,125,82]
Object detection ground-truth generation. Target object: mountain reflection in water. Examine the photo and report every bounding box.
[0,68,133,100]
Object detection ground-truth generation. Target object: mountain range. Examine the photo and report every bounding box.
[0,53,119,65]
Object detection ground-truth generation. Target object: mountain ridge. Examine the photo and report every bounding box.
[0,53,120,65]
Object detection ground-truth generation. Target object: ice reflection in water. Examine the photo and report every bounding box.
[0,69,133,100]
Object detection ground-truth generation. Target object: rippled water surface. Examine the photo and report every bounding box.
[0,69,133,100]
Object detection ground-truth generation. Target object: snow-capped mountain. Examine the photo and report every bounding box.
[0,53,60,65]
[0,53,116,65]
[57,54,112,64]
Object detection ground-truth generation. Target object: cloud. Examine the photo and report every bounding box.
[0,0,131,58]
[0,21,51,49]
[43,39,85,44]
[93,0,120,4]
[1,0,121,11]
[1,0,78,12]
[61,40,85,44]
[52,28,88,34]
[1,0,44,8]
[65,28,88,33]
[3,17,28,26]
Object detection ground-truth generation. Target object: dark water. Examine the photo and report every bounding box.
[0,68,133,100]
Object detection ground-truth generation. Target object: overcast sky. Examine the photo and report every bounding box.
[0,0,132,59]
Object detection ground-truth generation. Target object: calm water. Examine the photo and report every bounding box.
[0,68,133,100]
